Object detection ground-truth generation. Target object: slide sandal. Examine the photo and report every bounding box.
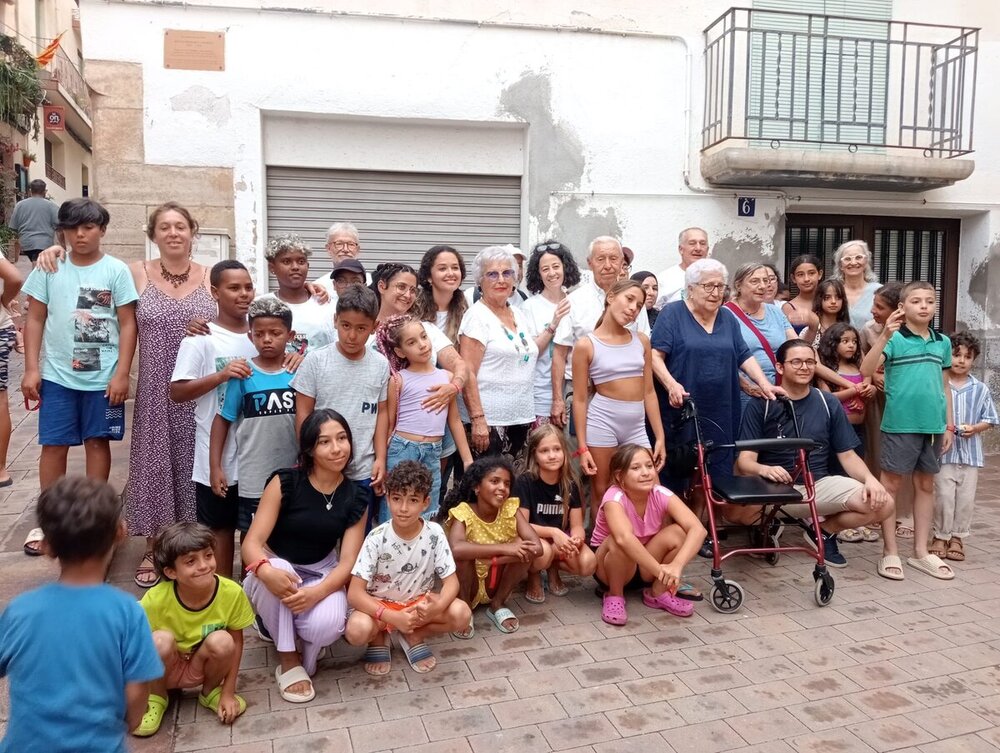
[274,665,315,703]
[451,614,474,640]
[362,644,391,676]
[395,633,436,673]
[876,554,904,581]
[23,527,44,557]
[907,554,955,580]
[486,606,519,634]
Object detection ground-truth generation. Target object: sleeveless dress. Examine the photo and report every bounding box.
[125,269,216,537]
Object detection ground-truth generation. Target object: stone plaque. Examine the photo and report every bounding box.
[164,30,225,72]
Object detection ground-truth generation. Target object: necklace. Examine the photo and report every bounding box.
[503,325,531,364]
[320,488,337,511]
[160,259,191,288]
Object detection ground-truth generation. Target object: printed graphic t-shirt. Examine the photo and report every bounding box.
[513,474,582,530]
[22,254,139,390]
[352,520,456,603]
[140,576,255,653]
[256,292,335,354]
[220,363,298,498]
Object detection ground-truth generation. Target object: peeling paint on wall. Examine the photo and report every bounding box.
[170,85,232,127]
[968,236,1000,326]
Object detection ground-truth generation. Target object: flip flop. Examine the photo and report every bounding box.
[362,644,392,676]
[274,665,315,703]
[876,554,905,581]
[132,693,168,737]
[134,551,161,589]
[451,614,474,640]
[907,554,954,580]
[395,633,436,673]
[486,606,519,634]
[946,538,965,562]
[198,685,247,720]
[676,583,704,602]
[642,588,694,617]
[601,594,627,626]
[22,527,44,557]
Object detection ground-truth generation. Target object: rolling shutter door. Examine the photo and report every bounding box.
[264,167,522,288]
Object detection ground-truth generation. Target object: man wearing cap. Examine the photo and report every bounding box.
[330,258,366,298]
[9,180,57,265]
[550,236,649,427]
[655,227,710,308]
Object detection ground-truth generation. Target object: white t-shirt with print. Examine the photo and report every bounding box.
[170,323,257,486]
[520,294,558,418]
[351,520,456,603]
[459,300,538,426]
[256,292,335,354]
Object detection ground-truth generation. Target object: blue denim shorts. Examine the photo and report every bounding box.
[38,379,126,446]
[384,434,442,523]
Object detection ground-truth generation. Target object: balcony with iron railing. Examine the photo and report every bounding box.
[38,45,91,122]
[700,8,978,191]
[45,162,66,189]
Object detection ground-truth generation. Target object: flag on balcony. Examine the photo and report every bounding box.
[35,32,64,67]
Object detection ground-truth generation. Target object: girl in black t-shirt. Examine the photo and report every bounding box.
[515,425,597,603]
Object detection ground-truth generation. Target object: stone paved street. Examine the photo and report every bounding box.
[1,329,1000,752]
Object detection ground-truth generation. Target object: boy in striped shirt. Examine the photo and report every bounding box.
[931,332,998,563]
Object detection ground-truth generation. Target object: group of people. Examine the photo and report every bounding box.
[0,196,996,753]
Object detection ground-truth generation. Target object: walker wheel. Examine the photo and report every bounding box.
[765,546,780,566]
[710,580,745,614]
[814,573,835,606]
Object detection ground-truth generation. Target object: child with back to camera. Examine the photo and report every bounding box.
[439,455,543,636]
[374,314,473,522]
[514,424,597,603]
[0,477,162,753]
[135,522,254,737]
[346,461,471,675]
[929,332,999,563]
[591,444,706,626]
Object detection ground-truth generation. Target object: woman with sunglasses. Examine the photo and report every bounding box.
[521,241,580,426]
[459,246,539,461]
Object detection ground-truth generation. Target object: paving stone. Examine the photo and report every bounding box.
[729,679,808,712]
[403,660,475,689]
[635,627,704,651]
[905,702,991,738]
[538,712,621,751]
[393,740,473,753]
[919,733,1000,753]
[525,644,593,670]
[307,697,382,731]
[377,686,452,721]
[625,648,699,677]
[445,678,519,709]
[278,729,352,752]
[337,670,410,700]
[508,666,582,698]
[604,701,685,736]
[733,633,803,659]
[540,621,606,647]
[660,719,746,753]
[616,674,693,705]
[675,664,752,693]
[593,732,677,752]
[173,721,232,752]
[788,727,879,753]
[787,696,871,732]
[467,725,551,753]
[735,656,806,684]
[844,687,926,719]
[434,636,494,663]
[231,709,308,744]
[348,717,429,753]
[681,641,754,668]
[898,675,980,708]
[580,634,650,661]
[557,685,631,717]
[568,659,641,688]
[422,706,500,741]
[483,630,549,654]
[727,707,809,744]
[491,695,567,728]
[669,690,748,724]
[847,715,936,752]
[467,652,536,680]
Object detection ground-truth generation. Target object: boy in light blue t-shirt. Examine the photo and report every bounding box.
[20,199,139,522]
[0,476,162,753]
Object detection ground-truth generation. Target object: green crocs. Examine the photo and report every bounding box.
[132,693,168,737]
[198,685,247,722]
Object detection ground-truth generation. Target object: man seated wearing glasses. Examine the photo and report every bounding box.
[313,222,371,300]
[727,338,894,571]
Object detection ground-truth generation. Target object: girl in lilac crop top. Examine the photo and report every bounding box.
[589,444,707,627]
[571,280,666,523]
[375,316,473,521]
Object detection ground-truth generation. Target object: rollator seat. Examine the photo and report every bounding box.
[712,476,803,505]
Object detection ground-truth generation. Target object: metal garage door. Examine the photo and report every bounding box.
[265,167,522,287]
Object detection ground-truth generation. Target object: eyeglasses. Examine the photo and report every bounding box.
[534,242,562,253]
[392,282,417,296]
[785,358,817,369]
[696,283,726,293]
[332,240,359,251]
[485,270,516,282]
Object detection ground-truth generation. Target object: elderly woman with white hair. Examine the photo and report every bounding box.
[831,240,882,329]
[651,259,778,514]
[459,245,539,460]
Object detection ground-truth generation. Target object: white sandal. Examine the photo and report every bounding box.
[274,665,315,703]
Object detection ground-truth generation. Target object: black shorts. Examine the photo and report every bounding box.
[23,249,43,263]
[237,495,260,534]
[195,482,239,531]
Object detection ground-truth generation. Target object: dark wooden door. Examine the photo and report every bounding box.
[784,214,960,331]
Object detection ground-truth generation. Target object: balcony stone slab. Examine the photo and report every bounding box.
[701,146,975,192]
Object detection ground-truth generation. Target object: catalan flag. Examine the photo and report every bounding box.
[35,32,64,67]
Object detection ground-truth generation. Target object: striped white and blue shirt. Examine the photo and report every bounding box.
[940,374,999,468]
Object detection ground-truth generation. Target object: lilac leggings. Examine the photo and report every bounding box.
[243,550,347,675]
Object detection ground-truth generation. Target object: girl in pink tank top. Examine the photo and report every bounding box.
[590,445,706,627]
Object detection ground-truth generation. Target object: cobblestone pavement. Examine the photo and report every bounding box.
[2,325,1000,751]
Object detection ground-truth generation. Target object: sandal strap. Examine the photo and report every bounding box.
[363,645,391,663]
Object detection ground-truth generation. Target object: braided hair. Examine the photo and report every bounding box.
[371,262,417,307]
[373,314,422,374]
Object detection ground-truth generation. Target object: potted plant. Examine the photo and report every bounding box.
[21,151,34,167]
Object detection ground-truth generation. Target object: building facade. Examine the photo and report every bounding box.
[78,0,1000,446]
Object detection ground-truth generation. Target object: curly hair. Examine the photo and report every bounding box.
[812,280,849,323]
[413,245,467,343]
[817,322,861,371]
[373,314,422,373]
[524,241,581,295]
[247,296,293,329]
[370,262,417,308]
[437,455,515,524]
[36,476,122,564]
[951,330,981,359]
[385,460,433,499]
[265,233,311,261]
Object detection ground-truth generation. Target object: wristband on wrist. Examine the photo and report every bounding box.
[244,557,269,576]
[573,445,589,457]
[545,322,556,334]
[947,424,957,434]
[470,413,485,421]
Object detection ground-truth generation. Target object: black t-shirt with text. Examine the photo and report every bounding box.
[513,474,582,530]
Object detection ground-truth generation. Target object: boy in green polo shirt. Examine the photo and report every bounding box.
[862,281,954,582]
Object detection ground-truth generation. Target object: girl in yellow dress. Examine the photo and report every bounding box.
[439,456,542,636]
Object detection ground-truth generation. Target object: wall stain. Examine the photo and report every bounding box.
[497,70,620,259]
[170,85,231,128]
[968,236,1000,325]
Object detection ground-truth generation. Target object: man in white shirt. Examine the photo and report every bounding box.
[655,227,710,309]
[313,221,368,298]
[550,236,649,426]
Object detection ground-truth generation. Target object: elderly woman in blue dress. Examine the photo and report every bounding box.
[650,259,778,518]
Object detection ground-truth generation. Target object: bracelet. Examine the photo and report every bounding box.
[573,445,589,457]
[451,378,464,392]
[947,424,957,434]
[545,322,556,334]
[244,557,269,576]
[470,413,485,421]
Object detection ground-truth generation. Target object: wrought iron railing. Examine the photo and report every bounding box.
[45,162,66,189]
[45,45,91,118]
[702,8,978,157]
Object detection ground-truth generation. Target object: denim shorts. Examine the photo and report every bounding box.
[384,434,442,523]
[38,379,126,446]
